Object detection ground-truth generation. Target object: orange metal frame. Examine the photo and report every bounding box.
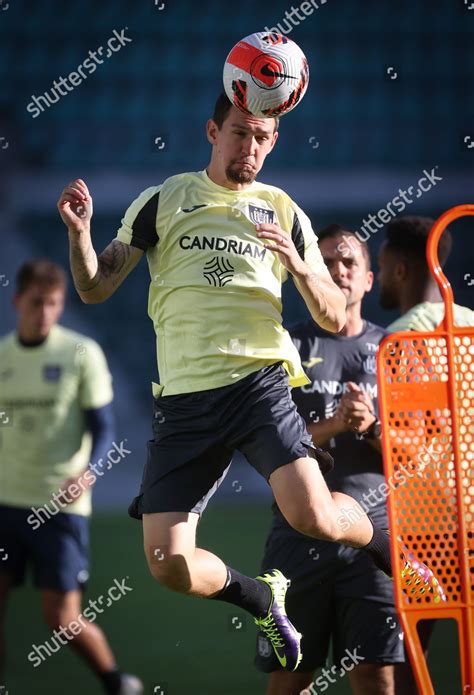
[377,205,474,694]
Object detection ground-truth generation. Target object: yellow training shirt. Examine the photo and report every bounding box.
[387,302,474,332]
[0,325,113,516]
[116,170,327,396]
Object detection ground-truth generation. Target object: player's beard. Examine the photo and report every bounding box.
[379,285,399,310]
[226,161,257,184]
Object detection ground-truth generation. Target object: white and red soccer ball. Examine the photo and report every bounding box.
[223,32,309,118]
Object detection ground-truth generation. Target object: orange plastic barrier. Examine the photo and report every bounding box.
[377,205,474,695]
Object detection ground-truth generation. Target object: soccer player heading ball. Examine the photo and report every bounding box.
[58,93,445,673]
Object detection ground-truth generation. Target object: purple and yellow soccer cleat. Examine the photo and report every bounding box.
[254,569,302,671]
[397,541,447,604]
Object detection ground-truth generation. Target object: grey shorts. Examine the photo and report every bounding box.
[128,362,332,518]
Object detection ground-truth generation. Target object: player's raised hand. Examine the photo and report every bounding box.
[57,179,93,233]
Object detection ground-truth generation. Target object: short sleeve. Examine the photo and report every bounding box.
[79,340,113,409]
[116,186,162,251]
[290,203,329,276]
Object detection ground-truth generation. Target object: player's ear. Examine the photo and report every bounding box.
[365,270,374,292]
[268,130,279,151]
[206,119,219,145]
[394,260,407,281]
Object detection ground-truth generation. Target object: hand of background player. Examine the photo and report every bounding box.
[57,178,93,233]
[255,223,306,275]
[337,382,376,433]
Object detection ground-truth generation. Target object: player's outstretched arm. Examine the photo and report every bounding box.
[256,223,346,333]
[58,179,143,303]
[292,271,346,333]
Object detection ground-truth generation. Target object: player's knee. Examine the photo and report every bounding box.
[285,507,344,542]
[147,553,193,593]
[42,605,73,631]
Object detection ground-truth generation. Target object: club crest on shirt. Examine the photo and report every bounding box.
[248,205,275,225]
[362,355,376,374]
[43,365,62,382]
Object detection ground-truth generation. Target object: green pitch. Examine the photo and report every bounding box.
[4,505,460,694]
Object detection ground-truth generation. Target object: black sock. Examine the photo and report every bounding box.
[363,525,393,576]
[210,566,272,618]
[99,666,122,695]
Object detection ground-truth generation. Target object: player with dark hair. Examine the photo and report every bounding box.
[0,259,142,695]
[58,94,444,673]
[378,215,474,330]
[256,225,406,695]
[213,91,280,132]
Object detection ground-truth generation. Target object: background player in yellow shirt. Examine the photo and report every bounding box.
[0,259,142,695]
[57,94,444,672]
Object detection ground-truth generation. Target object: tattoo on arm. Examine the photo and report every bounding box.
[70,236,101,292]
[97,240,134,287]
[71,238,137,293]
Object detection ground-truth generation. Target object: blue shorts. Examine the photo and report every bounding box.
[129,362,333,518]
[255,526,405,671]
[0,504,90,592]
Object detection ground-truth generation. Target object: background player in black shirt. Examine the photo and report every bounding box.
[256,225,405,695]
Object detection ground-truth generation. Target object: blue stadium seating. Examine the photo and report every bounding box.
[1,0,471,171]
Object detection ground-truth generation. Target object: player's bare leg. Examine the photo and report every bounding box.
[270,457,374,547]
[270,457,446,604]
[143,512,227,595]
[143,512,302,670]
[348,663,395,695]
[140,470,406,676]
[0,574,14,682]
[266,670,314,694]
[41,589,117,675]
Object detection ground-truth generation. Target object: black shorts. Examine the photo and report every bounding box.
[0,504,90,592]
[254,526,405,672]
[129,362,331,518]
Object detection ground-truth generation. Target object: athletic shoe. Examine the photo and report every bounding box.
[398,541,447,604]
[119,674,144,694]
[254,569,302,671]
